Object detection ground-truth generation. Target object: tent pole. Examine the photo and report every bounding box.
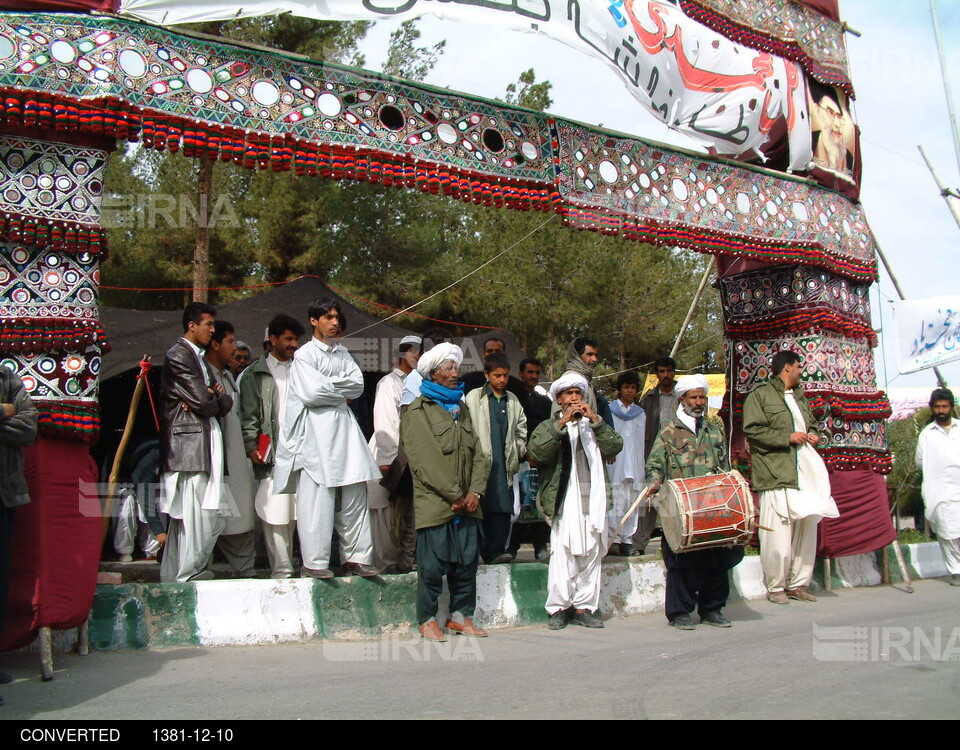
[670,258,715,359]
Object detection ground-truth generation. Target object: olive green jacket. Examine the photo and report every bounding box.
[742,377,819,492]
[238,354,278,480]
[400,395,490,530]
[527,417,623,523]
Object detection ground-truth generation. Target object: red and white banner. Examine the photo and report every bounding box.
[113,0,814,168]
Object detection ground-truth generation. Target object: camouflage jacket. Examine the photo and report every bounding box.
[645,417,729,483]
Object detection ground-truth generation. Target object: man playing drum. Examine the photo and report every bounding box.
[646,374,744,630]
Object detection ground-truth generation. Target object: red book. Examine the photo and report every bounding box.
[257,433,272,462]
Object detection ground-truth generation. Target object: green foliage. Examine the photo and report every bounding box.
[886,409,927,517]
[504,69,553,112]
[897,529,928,545]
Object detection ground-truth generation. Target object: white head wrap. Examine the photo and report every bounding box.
[674,374,709,398]
[417,342,463,377]
[549,372,590,403]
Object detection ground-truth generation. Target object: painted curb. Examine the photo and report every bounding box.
[77,542,950,651]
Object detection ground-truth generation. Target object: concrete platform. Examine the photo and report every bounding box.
[72,542,949,651]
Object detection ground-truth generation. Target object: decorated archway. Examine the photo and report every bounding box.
[0,3,893,649]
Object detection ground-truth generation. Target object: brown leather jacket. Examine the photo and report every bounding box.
[160,338,232,473]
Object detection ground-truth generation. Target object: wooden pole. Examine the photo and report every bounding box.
[77,620,90,657]
[929,0,960,179]
[918,145,960,234]
[890,539,915,594]
[823,558,833,592]
[670,258,715,359]
[39,627,53,681]
[192,158,213,303]
[102,357,150,539]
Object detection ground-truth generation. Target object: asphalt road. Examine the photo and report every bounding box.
[2,579,958,720]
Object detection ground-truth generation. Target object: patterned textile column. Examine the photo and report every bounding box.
[0,133,108,650]
[718,260,896,558]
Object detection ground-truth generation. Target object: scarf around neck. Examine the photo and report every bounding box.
[564,341,595,382]
[421,379,465,418]
[609,400,643,421]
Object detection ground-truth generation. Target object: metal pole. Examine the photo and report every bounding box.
[918,145,960,234]
[930,0,960,179]
[874,240,948,388]
[670,258,714,359]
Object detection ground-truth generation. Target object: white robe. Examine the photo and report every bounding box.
[916,418,960,540]
[760,391,839,522]
[367,368,405,511]
[254,353,297,525]
[216,368,256,535]
[274,336,380,492]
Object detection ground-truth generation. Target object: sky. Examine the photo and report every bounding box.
[355,0,960,392]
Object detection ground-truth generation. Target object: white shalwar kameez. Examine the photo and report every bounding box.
[607,400,646,545]
[159,339,226,583]
[213,368,257,577]
[367,368,407,570]
[916,417,960,575]
[274,337,380,571]
[255,353,298,578]
[546,421,609,615]
[758,390,839,593]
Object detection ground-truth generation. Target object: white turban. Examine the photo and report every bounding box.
[417,342,463,377]
[674,374,709,398]
[549,372,590,403]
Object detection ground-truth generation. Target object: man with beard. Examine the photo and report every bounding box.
[915,388,960,586]
[812,88,853,174]
[743,351,838,604]
[646,374,743,630]
[560,337,613,427]
[634,356,678,554]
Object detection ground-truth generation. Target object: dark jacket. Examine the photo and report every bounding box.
[160,338,232,474]
[238,353,278,480]
[0,367,39,508]
[528,417,623,523]
[742,377,819,492]
[639,385,678,460]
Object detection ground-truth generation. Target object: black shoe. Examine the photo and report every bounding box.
[548,609,570,630]
[700,610,731,628]
[491,553,514,564]
[669,613,695,630]
[619,543,634,556]
[302,566,335,579]
[570,609,604,628]
[534,547,548,560]
[0,671,11,685]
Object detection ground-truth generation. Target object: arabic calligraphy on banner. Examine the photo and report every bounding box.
[117,0,816,168]
[893,297,960,375]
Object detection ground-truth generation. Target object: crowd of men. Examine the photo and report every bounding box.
[5,298,957,678]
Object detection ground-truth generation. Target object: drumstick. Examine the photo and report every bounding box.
[757,524,773,532]
[608,487,652,553]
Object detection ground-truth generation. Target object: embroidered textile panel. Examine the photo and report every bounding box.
[0,13,877,280]
[0,134,106,226]
[718,264,875,344]
[554,122,876,279]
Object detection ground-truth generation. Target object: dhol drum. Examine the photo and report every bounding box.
[658,471,756,553]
